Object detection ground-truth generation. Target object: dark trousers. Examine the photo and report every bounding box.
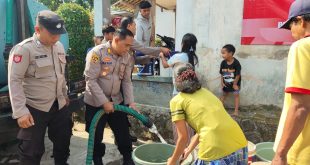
[17,102,72,165]
[85,104,132,160]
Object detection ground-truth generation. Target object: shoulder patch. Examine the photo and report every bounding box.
[13,54,23,63]
[91,53,100,64]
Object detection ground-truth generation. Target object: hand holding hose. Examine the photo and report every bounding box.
[103,102,114,114]
[129,102,140,113]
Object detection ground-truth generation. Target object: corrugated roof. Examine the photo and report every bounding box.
[111,0,176,13]
[156,0,176,10]
[111,0,143,13]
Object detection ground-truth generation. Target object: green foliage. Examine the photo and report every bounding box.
[38,0,63,11]
[38,0,118,11]
[155,37,163,47]
[38,0,93,11]
[57,3,93,80]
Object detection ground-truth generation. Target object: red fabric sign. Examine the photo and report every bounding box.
[241,0,295,45]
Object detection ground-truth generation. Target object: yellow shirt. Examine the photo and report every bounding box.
[274,37,310,165]
[170,88,247,161]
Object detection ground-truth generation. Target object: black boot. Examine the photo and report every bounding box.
[129,134,137,143]
[123,153,135,165]
[93,156,104,165]
[93,143,105,165]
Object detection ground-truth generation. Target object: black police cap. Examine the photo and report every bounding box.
[37,10,67,34]
[139,1,152,9]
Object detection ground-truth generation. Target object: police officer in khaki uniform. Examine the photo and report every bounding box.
[121,16,170,65]
[84,29,137,165]
[8,10,71,165]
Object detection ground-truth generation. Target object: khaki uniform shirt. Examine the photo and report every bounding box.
[101,38,109,45]
[8,34,68,119]
[132,39,161,65]
[84,42,134,107]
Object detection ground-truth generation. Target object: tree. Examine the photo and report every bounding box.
[57,3,93,80]
[38,0,93,11]
[38,0,63,11]
[38,0,119,11]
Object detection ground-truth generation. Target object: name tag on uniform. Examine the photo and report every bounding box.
[101,57,112,65]
[35,55,48,59]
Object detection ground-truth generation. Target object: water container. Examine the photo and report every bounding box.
[132,143,194,165]
[248,141,256,164]
[255,142,275,162]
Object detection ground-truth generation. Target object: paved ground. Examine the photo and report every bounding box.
[0,123,123,165]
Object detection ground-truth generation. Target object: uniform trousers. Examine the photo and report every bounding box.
[17,101,72,165]
[85,103,132,161]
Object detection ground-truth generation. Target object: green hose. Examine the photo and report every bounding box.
[86,104,153,165]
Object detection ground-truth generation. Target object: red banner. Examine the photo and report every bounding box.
[241,0,295,45]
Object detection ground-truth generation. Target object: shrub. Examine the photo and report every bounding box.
[57,3,93,81]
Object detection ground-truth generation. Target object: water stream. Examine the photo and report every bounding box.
[148,124,168,144]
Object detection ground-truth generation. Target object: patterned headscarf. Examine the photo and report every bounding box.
[175,63,201,93]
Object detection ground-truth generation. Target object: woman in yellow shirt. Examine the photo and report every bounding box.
[167,64,248,165]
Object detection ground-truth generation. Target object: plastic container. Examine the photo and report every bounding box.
[248,141,256,164]
[132,143,193,165]
[255,142,275,162]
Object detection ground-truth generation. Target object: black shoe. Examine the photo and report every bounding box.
[93,156,104,165]
[123,158,135,165]
[129,134,137,143]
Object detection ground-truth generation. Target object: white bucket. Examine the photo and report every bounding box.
[248,141,256,164]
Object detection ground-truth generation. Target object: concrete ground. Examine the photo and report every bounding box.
[0,123,123,165]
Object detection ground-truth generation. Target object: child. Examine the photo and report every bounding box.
[159,33,199,95]
[94,36,104,46]
[220,44,241,116]
[159,33,198,145]
[86,36,104,53]
[167,64,248,165]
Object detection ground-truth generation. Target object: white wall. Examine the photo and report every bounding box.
[94,0,110,36]
[155,6,175,38]
[175,0,289,107]
[155,6,176,77]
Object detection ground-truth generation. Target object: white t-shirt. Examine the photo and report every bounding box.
[167,52,189,95]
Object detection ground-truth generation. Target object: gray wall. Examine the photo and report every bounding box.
[132,76,173,108]
[175,0,289,107]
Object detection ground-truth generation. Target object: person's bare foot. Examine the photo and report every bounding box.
[233,110,239,116]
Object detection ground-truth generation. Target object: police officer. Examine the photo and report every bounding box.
[8,10,71,165]
[84,29,137,165]
[120,16,170,64]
